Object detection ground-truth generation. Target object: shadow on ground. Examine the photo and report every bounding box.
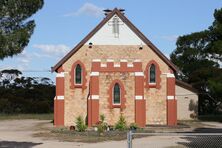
[177,127,222,148]
[0,141,42,148]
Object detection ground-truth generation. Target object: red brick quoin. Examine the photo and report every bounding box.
[54,66,65,127]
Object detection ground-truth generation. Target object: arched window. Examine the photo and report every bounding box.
[113,83,120,104]
[149,64,156,83]
[75,64,82,84]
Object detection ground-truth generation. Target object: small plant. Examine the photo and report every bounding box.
[100,114,105,122]
[129,123,138,130]
[75,116,87,132]
[97,114,108,134]
[115,115,127,131]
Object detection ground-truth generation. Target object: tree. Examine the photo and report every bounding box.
[170,8,222,115]
[0,69,55,114]
[0,0,44,59]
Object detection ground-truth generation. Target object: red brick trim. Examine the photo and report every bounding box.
[54,97,57,126]
[166,76,177,126]
[57,66,64,73]
[108,79,126,109]
[144,60,161,89]
[134,74,146,127]
[54,97,64,126]
[91,61,142,72]
[88,73,100,127]
[167,99,177,126]
[56,77,64,96]
[135,99,146,127]
[70,60,87,89]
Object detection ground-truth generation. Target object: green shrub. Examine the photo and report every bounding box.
[129,123,139,130]
[97,114,108,134]
[100,114,105,122]
[75,116,87,132]
[115,115,127,131]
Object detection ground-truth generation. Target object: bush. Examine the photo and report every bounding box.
[75,116,87,132]
[100,114,105,122]
[129,123,138,130]
[115,115,127,131]
[97,114,108,134]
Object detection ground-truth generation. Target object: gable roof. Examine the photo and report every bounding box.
[52,8,178,72]
[176,79,199,94]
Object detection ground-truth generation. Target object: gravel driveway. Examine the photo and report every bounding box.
[0,120,222,148]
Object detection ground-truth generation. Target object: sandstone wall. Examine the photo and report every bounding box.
[62,45,171,126]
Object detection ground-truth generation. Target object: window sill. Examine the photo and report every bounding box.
[145,83,157,88]
[112,104,121,108]
[70,84,83,89]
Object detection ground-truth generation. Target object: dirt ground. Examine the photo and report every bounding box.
[0,120,222,148]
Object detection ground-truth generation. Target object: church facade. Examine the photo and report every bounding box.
[52,8,179,127]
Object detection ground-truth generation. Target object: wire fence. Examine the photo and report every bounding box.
[127,131,222,148]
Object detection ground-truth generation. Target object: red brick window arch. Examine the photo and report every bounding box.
[145,60,161,89]
[108,80,126,109]
[70,60,87,89]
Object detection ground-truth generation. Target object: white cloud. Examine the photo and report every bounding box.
[33,44,70,58]
[0,50,32,71]
[160,35,178,42]
[32,52,51,58]
[16,51,32,70]
[0,44,70,72]
[64,3,104,17]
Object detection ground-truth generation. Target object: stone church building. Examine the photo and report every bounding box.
[52,8,198,127]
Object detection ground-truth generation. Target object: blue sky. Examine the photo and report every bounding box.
[1,0,222,81]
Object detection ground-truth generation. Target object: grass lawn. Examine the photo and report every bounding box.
[0,113,53,120]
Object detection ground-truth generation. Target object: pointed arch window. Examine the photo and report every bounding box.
[113,83,121,104]
[149,64,156,83]
[70,60,86,89]
[75,64,82,84]
[108,80,126,109]
[145,60,161,89]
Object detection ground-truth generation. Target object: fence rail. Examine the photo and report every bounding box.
[127,131,222,148]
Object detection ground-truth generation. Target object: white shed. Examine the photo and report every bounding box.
[176,80,198,120]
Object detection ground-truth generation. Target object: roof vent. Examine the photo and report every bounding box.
[103,8,125,16]
[119,8,125,15]
[103,9,112,16]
